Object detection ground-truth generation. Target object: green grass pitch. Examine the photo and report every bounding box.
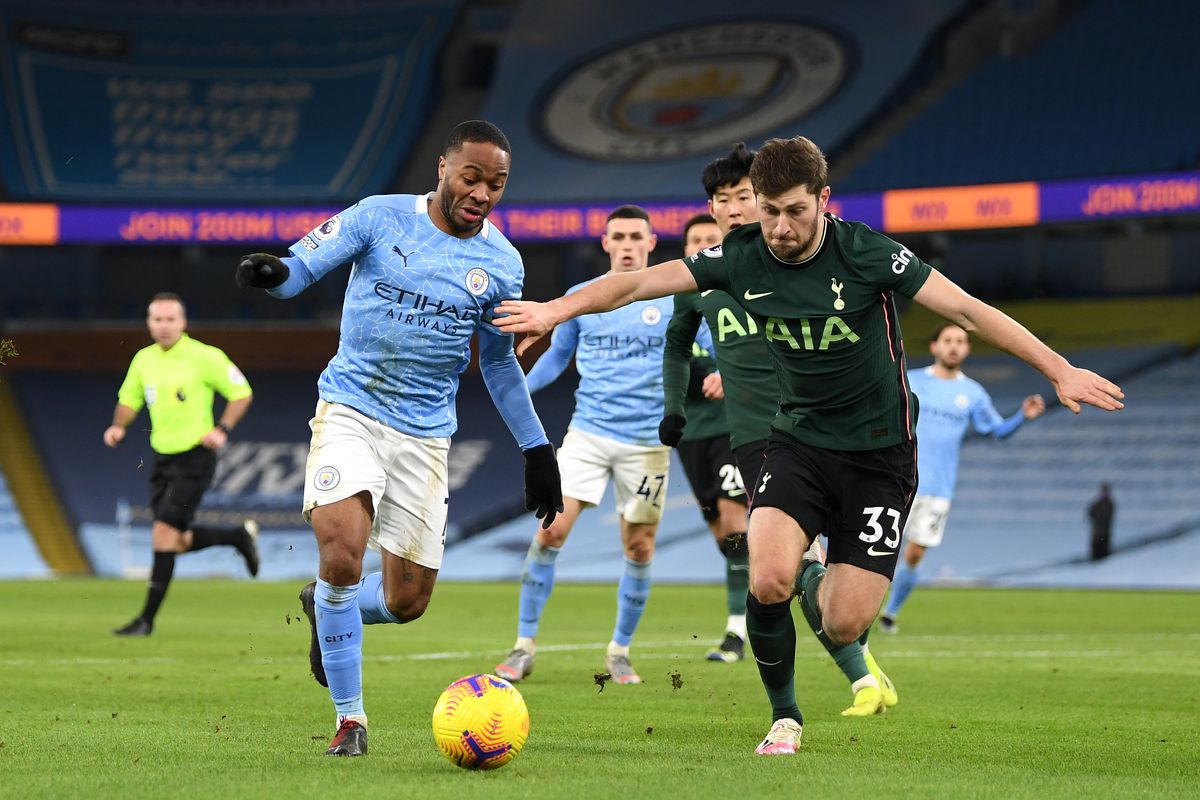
[2,580,1197,798]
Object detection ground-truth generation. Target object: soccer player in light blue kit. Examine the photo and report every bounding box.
[235,121,563,757]
[494,206,677,686]
[879,322,1045,632]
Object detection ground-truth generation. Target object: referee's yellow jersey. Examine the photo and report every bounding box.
[116,334,252,455]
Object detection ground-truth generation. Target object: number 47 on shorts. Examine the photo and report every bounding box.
[636,475,665,506]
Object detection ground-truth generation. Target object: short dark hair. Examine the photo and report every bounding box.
[930,322,965,342]
[148,292,185,315]
[445,120,511,157]
[683,213,717,241]
[702,142,756,198]
[606,204,651,228]
[749,136,828,198]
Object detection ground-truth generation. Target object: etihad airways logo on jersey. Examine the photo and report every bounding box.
[582,334,664,356]
[373,281,480,333]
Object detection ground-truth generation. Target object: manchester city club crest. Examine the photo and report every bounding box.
[313,466,341,491]
[539,21,848,161]
[466,268,490,296]
[641,305,662,325]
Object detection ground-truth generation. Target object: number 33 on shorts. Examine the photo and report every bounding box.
[858,506,901,556]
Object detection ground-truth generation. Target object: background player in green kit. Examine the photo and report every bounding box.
[494,136,1125,756]
[663,143,897,716]
[671,213,752,663]
[103,293,260,636]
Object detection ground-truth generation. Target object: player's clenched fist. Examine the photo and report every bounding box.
[658,413,687,448]
[236,253,290,289]
[522,444,564,529]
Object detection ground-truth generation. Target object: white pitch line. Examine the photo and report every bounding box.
[5,641,1198,669]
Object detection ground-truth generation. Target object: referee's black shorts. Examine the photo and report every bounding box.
[677,434,746,522]
[149,445,217,532]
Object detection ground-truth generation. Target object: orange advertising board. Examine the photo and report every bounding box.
[883,182,1038,232]
[0,204,59,244]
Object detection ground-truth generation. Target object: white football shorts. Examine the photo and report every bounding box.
[557,427,671,524]
[903,494,953,548]
[303,400,449,569]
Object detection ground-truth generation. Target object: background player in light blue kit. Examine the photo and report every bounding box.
[494,206,676,686]
[235,120,563,757]
[879,322,1045,632]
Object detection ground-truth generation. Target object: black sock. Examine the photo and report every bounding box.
[139,551,176,622]
[188,525,243,552]
[746,592,802,724]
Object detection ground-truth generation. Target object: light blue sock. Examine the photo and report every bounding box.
[612,558,652,646]
[885,562,919,618]
[517,541,560,639]
[356,572,400,625]
[315,578,364,718]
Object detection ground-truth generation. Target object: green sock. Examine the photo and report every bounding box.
[722,533,749,615]
[797,562,871,684]
[746,592,802,724]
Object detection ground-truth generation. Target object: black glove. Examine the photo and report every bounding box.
[236,253,289,289]
[523,444,563,529]
[658,413,687,447]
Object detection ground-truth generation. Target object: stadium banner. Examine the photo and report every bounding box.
[1,171,1197,246]
[882,182,1039,232]
[0,203,58,244]
[0,1,458,203]
[1042,173,1200,221]
[478,0,975,201]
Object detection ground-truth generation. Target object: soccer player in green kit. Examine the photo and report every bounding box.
[664,143,896,715]
[494,136,1125,755]
[671,212,753,663]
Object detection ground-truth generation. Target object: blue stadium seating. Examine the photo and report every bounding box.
[839,0,1200,190]
[0,471,50,578]
[923,348,1200,587]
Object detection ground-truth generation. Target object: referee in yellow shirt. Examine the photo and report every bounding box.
[104,293,259,636]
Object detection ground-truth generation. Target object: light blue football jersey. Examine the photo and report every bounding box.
[536,279,674,446]
[909,366,1018,499]
[284,194,525,438]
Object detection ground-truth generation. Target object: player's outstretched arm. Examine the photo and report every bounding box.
[495,260,698,355]
[913,270,1124,413]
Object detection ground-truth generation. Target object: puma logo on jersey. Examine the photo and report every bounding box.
[391,246,412,267]
[743,289,773,300]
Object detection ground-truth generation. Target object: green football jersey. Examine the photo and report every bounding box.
[664,289,779,450]
[684,215,932,451]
